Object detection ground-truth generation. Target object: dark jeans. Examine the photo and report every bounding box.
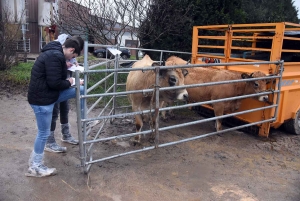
[50,100,69,131]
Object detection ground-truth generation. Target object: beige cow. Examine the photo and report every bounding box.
[126,55,189,144]
[165,56,269,131]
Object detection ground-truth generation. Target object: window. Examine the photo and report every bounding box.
[125,40,138,47]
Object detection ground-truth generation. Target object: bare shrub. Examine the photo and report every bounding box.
[0,6,23,71]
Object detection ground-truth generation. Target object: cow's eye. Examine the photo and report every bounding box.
[169,75,177,86]
[254,82,259,87]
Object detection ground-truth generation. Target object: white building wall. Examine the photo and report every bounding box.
[120,31,138,46]
[1,0,26,23]
[38,0,58,26]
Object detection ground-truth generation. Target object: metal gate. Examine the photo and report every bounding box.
[73,41,283,173]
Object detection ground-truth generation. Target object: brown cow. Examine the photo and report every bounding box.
[126,55,189,144]
[165,56,269,131]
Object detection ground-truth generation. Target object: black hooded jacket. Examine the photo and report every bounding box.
[27,41,71,105]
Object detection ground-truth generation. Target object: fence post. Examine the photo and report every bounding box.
[154,66,160,148]
[111,47,120,122]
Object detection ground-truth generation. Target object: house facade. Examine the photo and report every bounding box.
[1,0,139,54]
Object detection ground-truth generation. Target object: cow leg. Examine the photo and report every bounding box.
[160,101,175,121]
[168,107,175,119]
[149,114,156,143]
[160,101,168,121]
[134,114,143,145]
[213,103,224,131]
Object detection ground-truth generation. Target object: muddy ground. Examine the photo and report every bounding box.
[0,85,300,201]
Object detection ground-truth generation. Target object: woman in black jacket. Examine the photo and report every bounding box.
[26,38,84,177]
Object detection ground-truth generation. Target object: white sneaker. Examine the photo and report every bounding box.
[45,142,67,153]
[25,164,57,177]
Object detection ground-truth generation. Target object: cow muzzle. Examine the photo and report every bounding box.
[258,95,268,102]
[176,89,188,101]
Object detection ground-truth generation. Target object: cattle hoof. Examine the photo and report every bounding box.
[130,140,140,146]
[169,115,176,120]
[148,137,155,143]
[161,117,169,122]
[129,136,141,146]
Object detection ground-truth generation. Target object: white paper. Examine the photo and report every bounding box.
[69,77,83,86]
[70,77,75,86]
[107,48,122,56]
[68,65,84,72]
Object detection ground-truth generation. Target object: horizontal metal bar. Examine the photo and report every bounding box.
[281,49,300,53]
[85,118,275,165]
[81,60,283,74]
[87,72,114,94]
[81,75,280,99]
[231,46,272,52]
[87,85,114,113]
[198,45,225,49]
[84,128,153,144]
[81,90,278,123]
[83,104,276,145]
[194,23,278,29]
[160,90,279,112]
[157,118,275,148]
[159,105,276,132]
[88,60,115,70]
[159,76,280,92]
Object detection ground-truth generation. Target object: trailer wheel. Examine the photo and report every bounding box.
[284,109,300,135]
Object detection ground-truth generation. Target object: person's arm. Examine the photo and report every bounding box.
[45,52,71,90]
[69,58,78,66]
[66,61,73,68]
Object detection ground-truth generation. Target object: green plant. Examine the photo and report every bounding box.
[2,62,33,85]
[85,65,129,107]
[76,53,97,63]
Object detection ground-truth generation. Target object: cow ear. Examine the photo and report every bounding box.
[241,73,250,79]
[182,69,188,77]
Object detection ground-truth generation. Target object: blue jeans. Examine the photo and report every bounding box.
[30,86,84,154]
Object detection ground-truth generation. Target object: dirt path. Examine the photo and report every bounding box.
[0,89,300,201]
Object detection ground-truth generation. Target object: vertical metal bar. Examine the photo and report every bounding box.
[159,51,163,64]
[272,61,284,119]
[75,70,85,172]
[154,67,160,148]
[111,46,120,122]
[191,26,199,63]
[77,40,89,172]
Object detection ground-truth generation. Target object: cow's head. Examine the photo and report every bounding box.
[158,67,189,102]
[166,56,190,66]
[241,71,269,102]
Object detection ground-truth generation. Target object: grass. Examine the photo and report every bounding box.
[85,64,130,107]
[0,62,34,85]
[1,57,130,108]
[76,53,97,63]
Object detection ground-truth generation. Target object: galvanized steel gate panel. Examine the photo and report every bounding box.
[74,42,283,173]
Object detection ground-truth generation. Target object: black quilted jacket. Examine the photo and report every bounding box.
[27,41,71,105]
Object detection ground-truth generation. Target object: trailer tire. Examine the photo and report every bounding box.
[284,110,300,135]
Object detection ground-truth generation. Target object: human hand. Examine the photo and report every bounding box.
[66,61,73,68]
[80,79,84,85]
[68,77,74,85]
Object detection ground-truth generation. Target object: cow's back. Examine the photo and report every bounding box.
[185,67,244,102]
[126,55,156,104]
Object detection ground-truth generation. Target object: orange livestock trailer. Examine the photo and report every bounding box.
[191,22,300,137]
